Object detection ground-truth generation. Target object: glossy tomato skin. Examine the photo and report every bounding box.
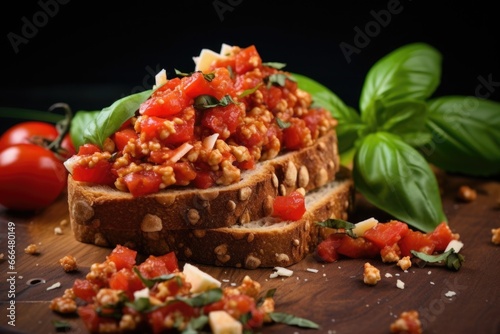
[0,144,67,211]
[0,121,58,151]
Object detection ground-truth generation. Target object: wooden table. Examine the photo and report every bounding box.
[1,172,499,334]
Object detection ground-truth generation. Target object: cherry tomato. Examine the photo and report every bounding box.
[0,121,58,151]
[0,144,67,211]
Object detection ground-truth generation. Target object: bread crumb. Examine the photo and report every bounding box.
[363,262,381,285]
[457,185,477,202]
[445,290,456,298]
[396,279,405,289]
[397,256,412,271]
[24,243,39,255]
[390,310,422,334]
[60,219,69,227]
[385,273,393,278]
[491,228,500,245]
[306,268,319,273]
[54,227,63,235]
[49,297,77,314]
[59,255,78,272]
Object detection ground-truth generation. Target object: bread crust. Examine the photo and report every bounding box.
[68,130,340,231]
[71,168,354,268]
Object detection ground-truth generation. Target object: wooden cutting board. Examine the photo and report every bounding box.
[0,172,499,334]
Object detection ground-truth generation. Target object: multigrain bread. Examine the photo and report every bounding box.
[68,129,339,231]
[71,167,354,268]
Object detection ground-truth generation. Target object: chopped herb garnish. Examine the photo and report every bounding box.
[411,248,465,271]
[238,83,263,98]
[264,73,289,88]
[270,312,320,329]
[316,218,357,237]
[175,288,223,307]
[175,69,215,82]
[133,267,178,288]
[262,62,287,69]
[276,117,291,129]
[193,94,237,110]
[52,320,71,332]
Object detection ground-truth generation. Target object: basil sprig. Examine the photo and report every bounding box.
[294,42,500,232]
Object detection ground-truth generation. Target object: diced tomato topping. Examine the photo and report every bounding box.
[363,220,409,249]
[282,119,310,150]
[182,71,214,98]
[77,143,101,156]
[148,302,196,334]
[163,109,196,145]
[427,222,455,252]
[316,234,343,263]
[123,170,162,197]
[140,88,189,117]
[107,244,137,270]
[77,305,100,333]
[265,86,283,110]
[398,230,436,257]
[108,268,145,300]
[73,279,97,303]
[234,45,262,74]
[336,235,380,259]
[192,170,215,189]
[201,103,243,139]
[72,159,115,186]
[272,190,306,221]
[112,127,137,151]
[172,162,197,186]
[137,252,179,279]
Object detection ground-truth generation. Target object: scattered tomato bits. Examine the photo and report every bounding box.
[390,310,422,334]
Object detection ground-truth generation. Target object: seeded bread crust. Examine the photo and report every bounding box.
[71,167,354,268]
[68,130,340,231]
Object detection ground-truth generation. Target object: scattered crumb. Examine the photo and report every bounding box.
[396,279,405,289]
[430,282,435,285]
[54,227,63,235]
[390,310,422,334]
[397,256,412,271]
[385,273,393,278]
[59,255,78,272]
[60,219,69,227]
[491,228,500,245]
[427,270,432,275]
[46,282,62,291]
[270,266,293,278]
[24,243,39,255]
[306,268,319,273]
[363,262,381,286]
[445,291,456,298]
[0,253,4,260]
[457,185,477,202]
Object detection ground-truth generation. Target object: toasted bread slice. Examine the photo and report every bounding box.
[70,167,354,268]
[68,130,339,231]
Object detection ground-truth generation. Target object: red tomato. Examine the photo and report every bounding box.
[234,45,262,74]
[272,190,306,221]
[112,128,138,151]
[72,159,115,186]
[336,235,380,259]
[109,268,145,299]
[201,104,243,139]
[316,234,343,263]
[192,170,215,189]
[427,222,455,252]
[77,305,100,333]
[282,119,310,150]
[123,170,163,197]
[182,71,214,98]
[363,220,409,249]
[137,252,179,279]
[140,88,188,117]
[73,279,97,303]
[0,144,67,211]
[0,121,58,151]
[107,244,137,270]
[398,230,436,257]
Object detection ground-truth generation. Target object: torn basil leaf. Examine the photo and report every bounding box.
[411,248,465,271]
[262,62,287,69]
[133,267,178,289]
[276,117,291,129]
[238,83,262,98]
[264,73,295,88]
[193,94,237,110]
[175,288,223,307]
[269,312,320,329]
[316,218,356,237]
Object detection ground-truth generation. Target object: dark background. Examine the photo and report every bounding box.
[1,0,499,133]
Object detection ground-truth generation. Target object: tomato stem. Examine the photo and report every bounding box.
[47,103,73,160]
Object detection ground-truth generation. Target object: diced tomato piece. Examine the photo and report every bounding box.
[282,119,310,150]
[107,244,137,270]
[315,234,343,263]
[303,109,328,138]
[363,221,409,249]
[182,71,214,99]
[109,268,145,300]
[137,116,165,141]
[123,170,162,197]
[113,127,138,151]
[233,156,255,171]
[72,159,115,186]
[77,143,101,156]
[172,162,197,186]
[427,222,455,252]
[234,45,262,74]
[201,103,243,139]
[73,279,97,303]
[272,190,306,221]
[192,170,215,189]
[140,88,188,117]
[398,230,436,257]
[148,302,196,334]
[152,77,181,96]
[265,86,282,110]
[137,252,179,279]
[77,305,100,333]
[336,235,380,259]
[163,110,195,145]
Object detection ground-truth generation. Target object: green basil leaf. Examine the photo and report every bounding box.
[316,218,356,237]
[270,312,320,329]
[262,62,287,69]
[422,96,500,176]
[175,288,223,307]
[70,110,100,150]
[133,267,178,289]
[361,99,432,147]
[360,43,441,122]
[83,89,152,148]
[292,73,365,154]
[353,132,446,232]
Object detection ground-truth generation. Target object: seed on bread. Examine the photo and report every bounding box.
[226,200,237,212]
[275,253,290,265]
[73,200,95,223]
[284,161,297,187]
[214,244,228,256]
[186,209,201,225]
[263,196,274,216]
[197,191,220,201]
[247,233,255,242]
[272,173,279,188]
[239,209,251,224]
[315,168,328,187]
[279,184,287,196]
[245,255,262,269]
[141,214,163,232]
[238,187,252,201]
[298,165,310,188]
[193,230,206,238]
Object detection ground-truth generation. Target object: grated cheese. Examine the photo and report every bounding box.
[306,268,319,273]
[46,282,61,291]
[396,279,405,289]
